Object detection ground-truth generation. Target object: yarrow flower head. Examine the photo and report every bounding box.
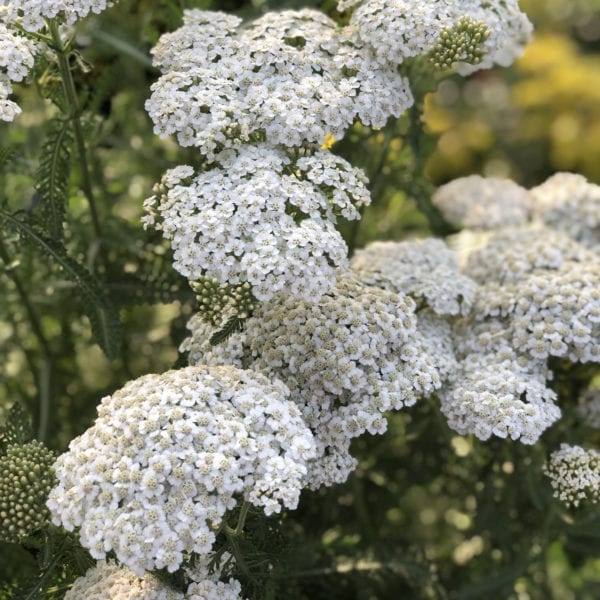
[463,226,594,285]
[183,273,455,488]
[439,347,560,444]
[339,0,532,73]
[64,556,246,600]
[143,145,371,302]
[1,1,118,32]
[146,9,413,153]
[47,366,316,574]
[543,444,600,508]
[0,440,55,542]
[351,239,476,315]
[432,175,532,230]
[529,172,600,251]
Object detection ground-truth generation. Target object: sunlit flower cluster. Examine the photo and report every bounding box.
[47,366,315,574]
[543,444,600,508]
[432,175,532,230]
[142,145,370,301]
[146,9,413,154]
[351,238,476,315]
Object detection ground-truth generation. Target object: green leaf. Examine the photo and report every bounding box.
[34,119,72,241]
[210,316,245,346]
[0,211,122,359]
[0,146,17,170]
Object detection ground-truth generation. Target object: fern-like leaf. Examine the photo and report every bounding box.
[34,118,72,241]
[0,146,17,170]
[0,211,123,359]
[210,316,245,346]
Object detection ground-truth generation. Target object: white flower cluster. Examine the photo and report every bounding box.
[350,238,476,315]
[463,227,593,285]
[530,172,600,250]
[183,274,458,488]
[185,554,245,600]
[576,389,600,430]
[47,366,316,574]
[473,258,600,363]
[431,170,600,444]
[543,444,600,508]
[439,346,560,444]
[65,557,245,600]
[1,0,116,32]
[65,560,184,600]
[146,9,413,153]
[0,21,38,121]
[339,0,532,73]
[432,175,532,230]
[142,145,370,301]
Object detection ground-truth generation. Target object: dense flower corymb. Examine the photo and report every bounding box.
[146,9,413,153]
[47,366,315,574]
[1,1,118,32]
[351,238,476,315]
[143,145,371,301]
[184,273,456,488]
[340,0,532,73]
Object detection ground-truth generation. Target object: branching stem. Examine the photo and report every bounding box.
[47,20,103,241]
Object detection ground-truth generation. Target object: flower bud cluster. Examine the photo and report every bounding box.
[543,444,600,508]
[429,16,490,69]
[47,366,316,574]
[191,278,256,327]
[143,145,370,302]
[338,0,532,74]
[0,440,55,541]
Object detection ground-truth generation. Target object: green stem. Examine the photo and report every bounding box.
[47,20,103,241]
[222,501,252,575]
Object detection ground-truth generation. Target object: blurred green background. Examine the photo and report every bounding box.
[1,0,599,598]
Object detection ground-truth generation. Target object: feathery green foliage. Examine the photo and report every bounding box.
[0,212,123,359]
[34,119,73,241]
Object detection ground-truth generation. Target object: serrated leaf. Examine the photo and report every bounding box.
[210,316,245,346]
[0,211,122,358]
[34,119,72,241]
[0,403,34,451]
[0,146,17,169]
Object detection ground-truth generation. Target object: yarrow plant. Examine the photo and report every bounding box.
[1,0,598,598]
